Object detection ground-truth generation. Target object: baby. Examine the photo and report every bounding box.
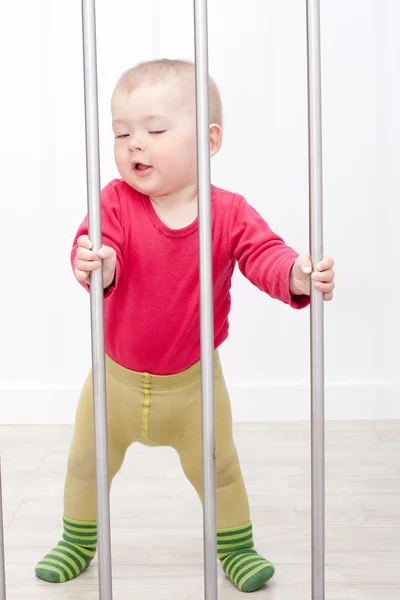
[35,59,335,593]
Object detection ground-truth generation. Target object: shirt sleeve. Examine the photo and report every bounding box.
[227,194,310,309]
[70,180,124,298]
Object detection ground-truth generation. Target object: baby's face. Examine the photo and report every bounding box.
[112,78,198,197]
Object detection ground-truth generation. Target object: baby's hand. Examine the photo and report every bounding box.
[290,254,335,301]
[74,235,116,289]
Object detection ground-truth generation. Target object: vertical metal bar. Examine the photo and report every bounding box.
[81,1,113,599]
[193,1,218,599]
[306,1,325,599]
[0,461,6,600]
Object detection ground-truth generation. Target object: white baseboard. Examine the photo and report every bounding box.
[228,381,400,421]
[0,382,399,424]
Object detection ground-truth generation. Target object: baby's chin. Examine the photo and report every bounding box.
[119,171,156,194]
[124,175,193,198]
[123,176,169,197]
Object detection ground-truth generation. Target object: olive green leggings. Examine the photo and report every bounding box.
[64,352,250,529]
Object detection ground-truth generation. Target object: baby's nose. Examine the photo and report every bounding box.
[128,135,144,152]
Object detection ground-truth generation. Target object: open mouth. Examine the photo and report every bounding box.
[133,162,153,177]
[132,163,153,177]
[133,162,151,170]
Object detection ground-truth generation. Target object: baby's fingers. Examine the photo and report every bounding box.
[77,235,93,250]
[98,245,115,260]
[314,280,335,293]
[316,256,334,271]
[74,268,91,282]
[311,268,335,283]
[76,246,98,261]
[75,258,101,273]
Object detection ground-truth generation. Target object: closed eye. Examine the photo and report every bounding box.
[116,134,130,139]
[149,130,166,135]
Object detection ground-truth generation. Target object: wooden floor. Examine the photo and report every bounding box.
[1,421,399,599]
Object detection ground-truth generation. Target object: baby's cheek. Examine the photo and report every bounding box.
[180,142,198,169]
[160,152,179,170]
[114,147,128,169]
[164,150,196,174]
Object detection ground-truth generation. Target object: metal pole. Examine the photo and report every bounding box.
[81,1,113,598]
[193,1,218,599]
[306,1,325,599]
[0,461,6,600]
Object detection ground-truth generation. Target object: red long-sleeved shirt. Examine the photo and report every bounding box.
[71,179,309,375]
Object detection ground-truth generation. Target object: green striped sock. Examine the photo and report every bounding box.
[35,515,97,583]
[217,522,275,593]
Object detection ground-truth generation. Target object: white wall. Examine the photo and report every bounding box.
[0,0,399,424]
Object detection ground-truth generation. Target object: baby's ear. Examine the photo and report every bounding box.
[209,123,222,157]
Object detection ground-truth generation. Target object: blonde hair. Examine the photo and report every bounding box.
[113,58,223,126]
